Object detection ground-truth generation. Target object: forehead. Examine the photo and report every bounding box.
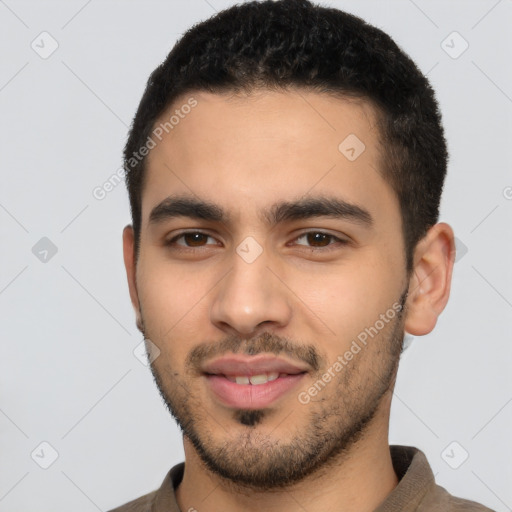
[142,88,399,229]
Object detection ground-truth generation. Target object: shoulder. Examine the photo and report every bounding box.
[106,490,157,512]
[420,480,496,511]
[106,464,183,512]
[388,445,495,512]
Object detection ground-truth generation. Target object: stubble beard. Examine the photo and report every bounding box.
[143,292,407,491]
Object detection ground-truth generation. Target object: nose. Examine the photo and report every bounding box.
[210,246,292,337]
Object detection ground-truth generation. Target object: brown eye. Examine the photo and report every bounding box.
[167,232,217,248]
[306,232,331,247]
[294,231,346,249]
[181,233,209,246]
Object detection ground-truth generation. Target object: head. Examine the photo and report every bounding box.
[122,0,455,491]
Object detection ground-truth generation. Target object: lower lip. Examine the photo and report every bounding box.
[204,374,306,409]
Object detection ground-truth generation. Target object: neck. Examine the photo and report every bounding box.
[175,400,398,512]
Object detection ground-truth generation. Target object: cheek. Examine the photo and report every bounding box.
[287,252,402,344]
[137,263,210,349]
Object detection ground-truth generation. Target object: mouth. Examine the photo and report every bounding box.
[201,354,309,409]
[219,372,296,385]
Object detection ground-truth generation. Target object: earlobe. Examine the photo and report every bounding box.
[122,225,143,332]
[404,222,455,336]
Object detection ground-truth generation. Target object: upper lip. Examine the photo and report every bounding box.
[201,354,309,377]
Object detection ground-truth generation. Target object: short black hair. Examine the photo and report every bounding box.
[124,0,448,272]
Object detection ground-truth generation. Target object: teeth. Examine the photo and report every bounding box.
[226,372,280,385]
[250,374,269,385]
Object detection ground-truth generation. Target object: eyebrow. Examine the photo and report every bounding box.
[148,194,373,228]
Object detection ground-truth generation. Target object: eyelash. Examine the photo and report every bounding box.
[165,230,349,252]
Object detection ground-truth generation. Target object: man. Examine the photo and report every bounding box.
[111,0,493,510]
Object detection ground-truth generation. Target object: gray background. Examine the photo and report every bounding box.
[1,0,511,510]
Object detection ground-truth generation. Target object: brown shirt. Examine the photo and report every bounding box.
[108,445,494,512]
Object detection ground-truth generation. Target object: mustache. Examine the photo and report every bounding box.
[186,331,322,374]
[148,288,409,375]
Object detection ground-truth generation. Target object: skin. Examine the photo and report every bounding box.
[122,88,455,512]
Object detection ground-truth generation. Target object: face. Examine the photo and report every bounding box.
[125,88,412,490]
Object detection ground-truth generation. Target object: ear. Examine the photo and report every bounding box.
[404,222,456,336]
[122,224,143,333]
